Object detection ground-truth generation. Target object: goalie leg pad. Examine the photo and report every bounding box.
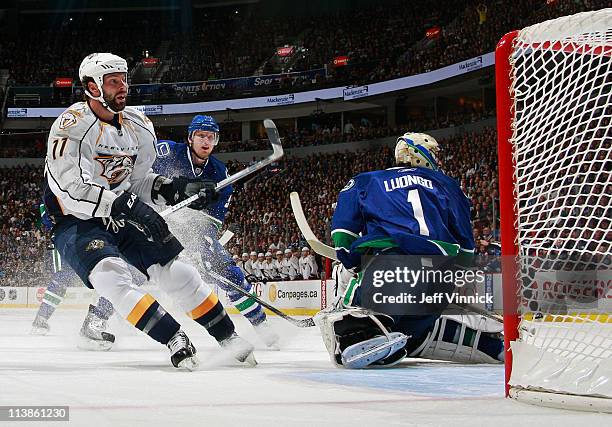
[410,314,504,364]
[315,306,409,368]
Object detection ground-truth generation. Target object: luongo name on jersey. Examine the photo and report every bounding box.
[44,102,159,222]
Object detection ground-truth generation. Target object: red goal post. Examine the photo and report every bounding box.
[496,9,611,412]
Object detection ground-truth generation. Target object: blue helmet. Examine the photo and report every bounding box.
[188,115,220,145]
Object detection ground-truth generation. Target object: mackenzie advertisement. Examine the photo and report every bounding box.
[458,56,484,72]
[343,85,368,100]
[266,93,295,106]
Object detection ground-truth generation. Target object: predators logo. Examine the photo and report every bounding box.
[95,154,137,189]
[85,239,105,251]
[58,111,79,130]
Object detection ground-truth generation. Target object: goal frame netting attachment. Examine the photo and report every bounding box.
[496,9,612,413]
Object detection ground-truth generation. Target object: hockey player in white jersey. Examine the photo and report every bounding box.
[253,253,265,280]
[299,247,319,279]
[274,251,286,280]
[243,251,257,278]
[281,249,299,280]
[262,252,279,280]
[42,53,255,369]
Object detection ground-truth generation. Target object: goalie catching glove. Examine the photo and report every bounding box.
[152,176,219,210]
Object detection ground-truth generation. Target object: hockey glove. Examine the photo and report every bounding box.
[111,192,170,243]
[152,176,219,210]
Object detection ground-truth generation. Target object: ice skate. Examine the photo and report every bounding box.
[220,333,257,366]
[31,315,50,336]
[77,304,115,351]
[167,330,199,370]
[254,320,280,350]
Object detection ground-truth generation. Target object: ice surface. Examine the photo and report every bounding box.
[0,309,607,427]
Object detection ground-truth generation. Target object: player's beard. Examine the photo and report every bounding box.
[104,92,127,112]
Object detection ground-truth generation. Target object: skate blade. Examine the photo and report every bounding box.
[30,326,49,336]
[177,355,200,371]
[243,352,257,367]
[265,342,281,351]
[77,336,113,351]
[341,334,407,369]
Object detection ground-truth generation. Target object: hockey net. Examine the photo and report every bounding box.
[496,9,612,412]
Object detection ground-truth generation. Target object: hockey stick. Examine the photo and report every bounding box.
[206,270,315,328]
[160,119,284,218]
[218,230,234,247]
[289,192,337,260]
[289,192,503,323]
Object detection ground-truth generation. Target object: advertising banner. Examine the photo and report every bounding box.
[343,85,369,100]
[7,53,494,118]
[333,56,349,67]
[277,46,295,57]
[54,77,73,88]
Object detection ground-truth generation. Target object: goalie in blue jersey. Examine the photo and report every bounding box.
[316,132,504,368]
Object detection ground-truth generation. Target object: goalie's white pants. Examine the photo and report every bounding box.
[89,257,212,318]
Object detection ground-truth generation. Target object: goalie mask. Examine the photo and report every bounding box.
[395,132,439,171]
[79,53,129,114]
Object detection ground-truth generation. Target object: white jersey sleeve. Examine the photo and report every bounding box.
[121,109,159,205]
[307,255,319,278]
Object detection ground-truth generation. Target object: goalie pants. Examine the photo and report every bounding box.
[345,248,503,360]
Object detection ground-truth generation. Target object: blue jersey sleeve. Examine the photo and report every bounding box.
[331,175,366,269]
[445,178,475,252]
[205,157,232,224]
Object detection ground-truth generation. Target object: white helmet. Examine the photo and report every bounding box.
[394,132,439,170]
[79,53,128,113]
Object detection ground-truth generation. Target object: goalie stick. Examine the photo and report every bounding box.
[218,230,234,247]
[289,192,503,323]
[289,192,337,260]
[205,270,315,328]
[160,119,284,218]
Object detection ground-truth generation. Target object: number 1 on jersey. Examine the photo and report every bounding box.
[407,189,430,236]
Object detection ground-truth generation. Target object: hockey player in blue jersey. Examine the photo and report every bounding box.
[153,115,279,348]
[316,132,503,368]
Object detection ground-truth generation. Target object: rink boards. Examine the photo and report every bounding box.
[0,274,505,315]
[0,279,335,316]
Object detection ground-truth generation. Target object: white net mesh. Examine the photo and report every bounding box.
[507,9,612,399]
